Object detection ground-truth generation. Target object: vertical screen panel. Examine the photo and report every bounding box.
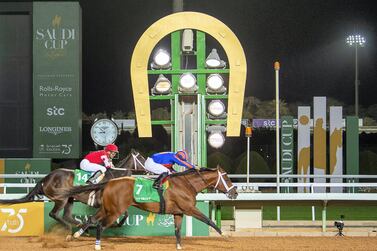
[297,106,311,193]
[0,14,32,157]
[313,97,326,192]
[330,107,343,193]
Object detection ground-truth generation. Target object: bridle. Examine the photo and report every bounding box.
[109,151,145,171]
[131,152,146,170]
[214,170,235,192]
[193,169,235,193]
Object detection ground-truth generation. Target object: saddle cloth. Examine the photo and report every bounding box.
[133,177,169,203]
[73,169,92,186]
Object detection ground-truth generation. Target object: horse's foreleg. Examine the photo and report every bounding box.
[63,197,80,226]
[174,214,183,250]
[186,207,222,235]
[49,200,71,229]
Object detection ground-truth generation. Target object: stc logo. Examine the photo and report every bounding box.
[46,106,65,116]
[0,208,27,233]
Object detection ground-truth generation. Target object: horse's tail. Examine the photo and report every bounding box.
[0,179,45,204]
[59,181,109,199]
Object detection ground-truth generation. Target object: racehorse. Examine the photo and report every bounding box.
[0,149,147,230]
[60,165,238,250]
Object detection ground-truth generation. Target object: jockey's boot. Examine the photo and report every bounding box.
[153,172,169,190]
[87,170,104,184]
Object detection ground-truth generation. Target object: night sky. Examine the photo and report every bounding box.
[80,0,377,115]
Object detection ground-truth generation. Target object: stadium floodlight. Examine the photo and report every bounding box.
[346,35,366,47]
[179,73,198,93]
[207,125,226,149]
[205,48,226,68]
[206,74,227,94]
[151,74,171,95]
[151,49,171,69]
[346,34,366,116]
[208,100,226,118]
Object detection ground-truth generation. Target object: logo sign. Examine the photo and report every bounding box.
[46,106,65,116]
[33,2,81,158]
[0,203,44,236]
[281,116,294,193]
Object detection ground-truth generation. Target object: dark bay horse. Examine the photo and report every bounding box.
[60,166,238,250]
[0,149,147,230]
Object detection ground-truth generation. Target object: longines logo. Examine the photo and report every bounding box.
[39,126,72,135]
[46,106,65,116]
[35,15,76,58]
[39,85,72,97]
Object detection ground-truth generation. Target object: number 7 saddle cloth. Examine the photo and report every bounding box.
[133,177,170,203]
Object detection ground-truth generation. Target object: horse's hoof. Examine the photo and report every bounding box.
[65,234,73,242]
[73,231,81,239]
[176,244,182,250]
[95,244,101,250]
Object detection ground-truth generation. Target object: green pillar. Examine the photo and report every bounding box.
[346,116,359,191]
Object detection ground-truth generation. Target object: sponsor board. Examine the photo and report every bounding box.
[0,203,44,236]
[33,2,81,158]
[44,202,209,236]
[3,159,50,193]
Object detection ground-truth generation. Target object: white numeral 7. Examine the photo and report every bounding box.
[136,184,143,195]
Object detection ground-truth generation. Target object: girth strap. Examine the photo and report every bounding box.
[157,189,165,214]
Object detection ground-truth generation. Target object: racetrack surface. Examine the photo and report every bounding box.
[1,235,377,250]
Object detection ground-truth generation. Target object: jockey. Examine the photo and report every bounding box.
[80,144,119,184]
[144,150,195,190]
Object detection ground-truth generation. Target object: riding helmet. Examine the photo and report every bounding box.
[176,150,188,161]
[105,144,119,153]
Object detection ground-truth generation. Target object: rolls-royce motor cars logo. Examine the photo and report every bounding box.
[39,85,73,97]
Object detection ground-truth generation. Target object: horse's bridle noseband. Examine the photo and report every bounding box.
[195,169,235,193]
[214,170,235,192]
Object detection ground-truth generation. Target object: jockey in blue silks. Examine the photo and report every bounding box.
[145,150,195,189]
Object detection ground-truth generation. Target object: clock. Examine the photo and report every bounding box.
[90,119,118,146]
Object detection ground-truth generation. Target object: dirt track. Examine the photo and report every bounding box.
[1,235,377,251]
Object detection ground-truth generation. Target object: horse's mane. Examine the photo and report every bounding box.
[169,167,217,178]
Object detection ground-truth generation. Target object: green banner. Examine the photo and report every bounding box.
[3,159,50,193]
[44,202,209,236]
[33,2,81,158]
[281,116,294,192]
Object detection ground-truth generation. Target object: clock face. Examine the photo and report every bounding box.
[90,119,118,146]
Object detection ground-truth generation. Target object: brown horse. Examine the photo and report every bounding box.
[0,149,147,230]
[60,166,238,250]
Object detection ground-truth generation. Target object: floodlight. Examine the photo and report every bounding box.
[151,74,171,95]
[206,74,226,94]
[179,73,198,92]
[151,49,171,69]
[208,100,226,118]
[207,125,226,149]
[205,48,226,68]
[346,35,366,47]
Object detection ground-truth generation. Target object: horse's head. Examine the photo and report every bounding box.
[211,165,238,199]
[126,149,147,173]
